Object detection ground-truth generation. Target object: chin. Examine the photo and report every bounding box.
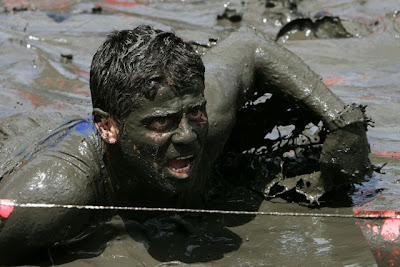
[150,171,198,196]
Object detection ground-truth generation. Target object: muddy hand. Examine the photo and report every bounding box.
[320,119,371,190]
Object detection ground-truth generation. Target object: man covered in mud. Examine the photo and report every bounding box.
[0,25,370,264]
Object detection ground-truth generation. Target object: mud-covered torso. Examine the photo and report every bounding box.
[0,112,111,205]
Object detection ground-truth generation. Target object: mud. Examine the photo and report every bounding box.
[276,15,353,42]
[0,0,399,265]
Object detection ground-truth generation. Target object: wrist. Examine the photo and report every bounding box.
[326,104,368,132]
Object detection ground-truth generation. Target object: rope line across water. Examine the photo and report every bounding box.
[2,201,400,220]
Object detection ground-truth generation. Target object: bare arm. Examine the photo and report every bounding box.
[203,26,369,187]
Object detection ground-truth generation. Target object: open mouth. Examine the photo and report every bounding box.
[166,155,195,179]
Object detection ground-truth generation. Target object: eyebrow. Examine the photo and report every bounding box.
[147,109,180,118]
[188,99,207,109]
[145,99,207,118]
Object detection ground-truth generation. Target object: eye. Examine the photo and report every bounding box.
[187,108,204,121]
[148,117,174,131]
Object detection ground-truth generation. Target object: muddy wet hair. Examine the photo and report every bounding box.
[90,25,205,121]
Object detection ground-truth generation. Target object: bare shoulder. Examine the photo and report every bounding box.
[0,116,107,264]
[0,114,106,207]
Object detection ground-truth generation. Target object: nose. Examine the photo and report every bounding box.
[171,117,197,145]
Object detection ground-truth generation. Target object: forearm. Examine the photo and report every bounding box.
[0,200,96,264]
[0,151,104,264]
[254,33,365,131]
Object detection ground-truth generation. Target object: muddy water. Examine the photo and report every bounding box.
[0,0,399,265]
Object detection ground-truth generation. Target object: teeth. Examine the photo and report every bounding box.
[171,165,191,172]
[167,155,195,177]
[175,155,193,160]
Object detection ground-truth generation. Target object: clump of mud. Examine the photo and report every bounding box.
[217,6,243,22]
[276,13,353,42]
[211,89,371,206]
[211,91,325,204]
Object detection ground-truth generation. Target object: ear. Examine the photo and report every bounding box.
[92,108,119,144]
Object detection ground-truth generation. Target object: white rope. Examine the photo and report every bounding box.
[2,201,400,219]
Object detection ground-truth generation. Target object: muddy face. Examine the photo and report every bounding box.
[115,80,208,195]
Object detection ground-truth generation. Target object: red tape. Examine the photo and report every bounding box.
[355,209,400,265]
[372,151,400,159]
[0,199,15,219]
